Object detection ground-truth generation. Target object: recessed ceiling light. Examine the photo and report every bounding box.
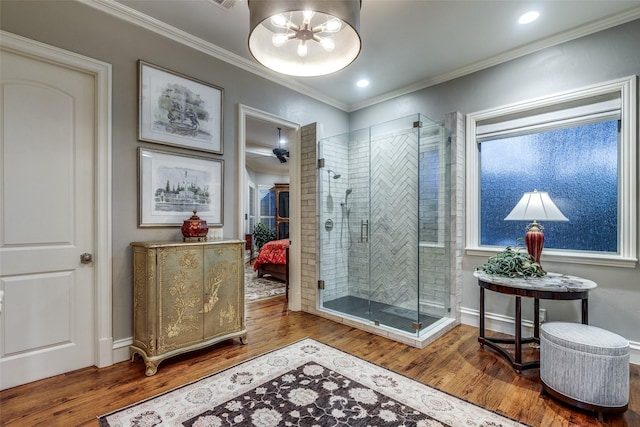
[518,11,540,24]
[356,79,369,88]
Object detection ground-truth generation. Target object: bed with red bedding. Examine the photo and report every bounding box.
[253,239,289,282]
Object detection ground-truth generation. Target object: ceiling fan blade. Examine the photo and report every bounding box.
[273,147,289,163]
[245,147,275,156]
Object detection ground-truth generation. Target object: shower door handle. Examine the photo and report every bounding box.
[360,220,369,243]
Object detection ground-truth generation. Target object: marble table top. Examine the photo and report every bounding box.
[473,271,598,292]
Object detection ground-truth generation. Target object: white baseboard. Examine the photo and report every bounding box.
[460,306,640,366]
[109,310,640,367]
[112,337,133,364]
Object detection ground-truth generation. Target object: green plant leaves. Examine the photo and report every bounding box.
[474,245,546,278]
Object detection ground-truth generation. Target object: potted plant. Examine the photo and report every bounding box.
[474,241,546,278]
[253,222,276,252]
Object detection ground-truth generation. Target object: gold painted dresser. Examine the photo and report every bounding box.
[130,240,247,375]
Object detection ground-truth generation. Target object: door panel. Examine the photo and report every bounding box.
[203,244,242,340]
[3,273,74,354]
[0,49,95,389]
[157,246,203,353]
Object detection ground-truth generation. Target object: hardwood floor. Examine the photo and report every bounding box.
[1,296,638,426]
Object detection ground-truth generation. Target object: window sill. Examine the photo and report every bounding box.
[465,246,637,269]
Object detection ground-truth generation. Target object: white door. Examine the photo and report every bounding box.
[0,48,96,390]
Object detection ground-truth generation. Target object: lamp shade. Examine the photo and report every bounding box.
[504,190,568,222]
[248,0,361,77]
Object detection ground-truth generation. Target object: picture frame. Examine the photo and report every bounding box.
[138,147,224,227]
[138,60,224,154]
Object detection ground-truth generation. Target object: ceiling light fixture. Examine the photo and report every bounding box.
[518,10,540,25]
[356,79,369,87]
[248,0,362,77]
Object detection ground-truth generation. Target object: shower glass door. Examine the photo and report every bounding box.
[318,127,371,321]
[318,114,451,337]
[367,116,421,333]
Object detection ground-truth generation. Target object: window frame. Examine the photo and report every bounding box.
[465,76,637,268]
[258,184,276,231]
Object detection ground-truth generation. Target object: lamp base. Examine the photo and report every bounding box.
[525,221,544,264]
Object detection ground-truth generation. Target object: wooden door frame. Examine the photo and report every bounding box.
[1,31,113,367]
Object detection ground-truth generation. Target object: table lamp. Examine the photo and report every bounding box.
[504,190,568,264]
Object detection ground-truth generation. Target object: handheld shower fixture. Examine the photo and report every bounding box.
[343,188,353,205]
[340,188,353,249]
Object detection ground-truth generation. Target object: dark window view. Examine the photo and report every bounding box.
[480,120,618,253]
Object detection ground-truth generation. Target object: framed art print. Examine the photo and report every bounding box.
[138,147,224,227]
[138,60,224,154]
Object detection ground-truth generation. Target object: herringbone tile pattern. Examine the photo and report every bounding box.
[370,132,420,313]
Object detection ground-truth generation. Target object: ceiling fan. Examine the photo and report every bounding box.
[245,127,289,163]
[272,127,289,163]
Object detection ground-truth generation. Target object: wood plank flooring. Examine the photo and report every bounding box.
[1,296,638,426]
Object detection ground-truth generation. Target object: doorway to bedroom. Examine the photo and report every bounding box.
[240,107,297,303]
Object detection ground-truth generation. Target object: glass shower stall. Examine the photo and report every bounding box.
[318,114,452,338]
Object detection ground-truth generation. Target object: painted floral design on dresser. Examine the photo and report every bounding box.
[220,301,237,327]
[129,241,246,377]
[158,248,202,351]
[202,262,224,313]
[166,270,201,338]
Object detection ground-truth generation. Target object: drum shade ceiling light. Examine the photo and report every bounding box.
[248,0,361,77]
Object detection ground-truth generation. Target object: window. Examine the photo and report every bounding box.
[466,76,637,267]
[258,185,276,232]
[247,182,256,235]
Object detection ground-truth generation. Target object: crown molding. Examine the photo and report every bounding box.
[347,6,640,112]
[79,0,350,111]
[81,0,640,113]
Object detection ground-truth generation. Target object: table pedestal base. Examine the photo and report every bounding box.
[478,283,590,374]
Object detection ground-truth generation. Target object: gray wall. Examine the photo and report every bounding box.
[350,19,640,343]
[0,0,349,340]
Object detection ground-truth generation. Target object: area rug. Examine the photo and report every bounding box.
[99,338,527,427]
[244,264,285,302]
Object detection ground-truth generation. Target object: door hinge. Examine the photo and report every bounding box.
[413,121,422,128]
[317,280,325,290]
[317,158,325,169]
[412,322,422,330]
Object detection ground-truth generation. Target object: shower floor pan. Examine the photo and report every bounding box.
[323,295,441,334]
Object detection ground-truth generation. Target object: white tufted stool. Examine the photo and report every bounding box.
[540,322,629,420]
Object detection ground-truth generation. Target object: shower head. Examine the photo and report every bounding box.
[328,169,341,179]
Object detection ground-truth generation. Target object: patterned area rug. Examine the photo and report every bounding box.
[99,338,527,427]
[245,264,286,302]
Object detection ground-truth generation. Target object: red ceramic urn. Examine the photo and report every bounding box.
[181,210,208,240]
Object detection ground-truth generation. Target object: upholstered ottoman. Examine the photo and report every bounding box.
[540,322,629,419]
